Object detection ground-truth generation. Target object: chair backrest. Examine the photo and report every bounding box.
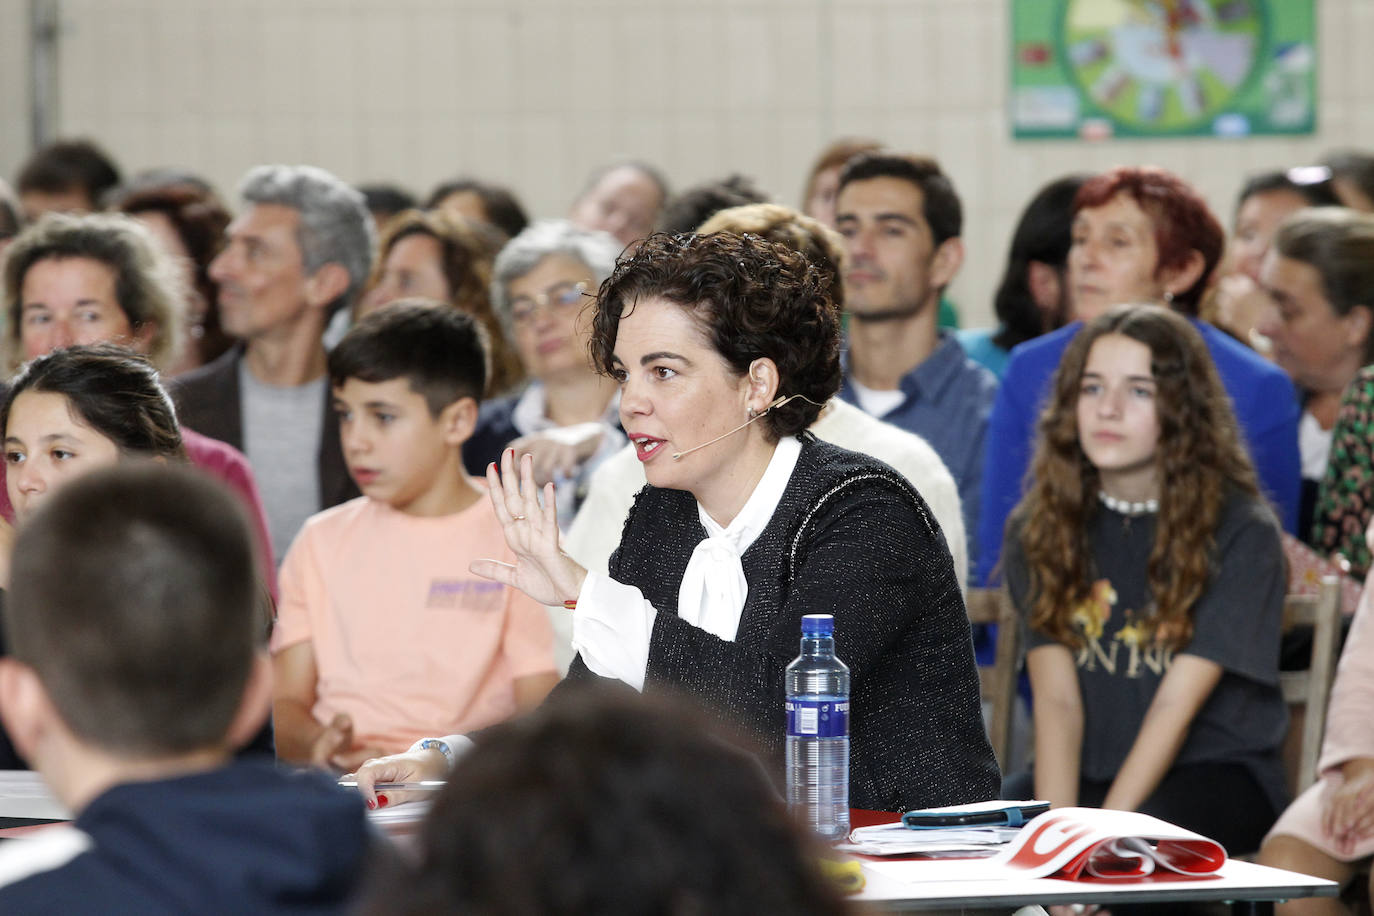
[1280,575,1342,793]
[965,586,1021,770]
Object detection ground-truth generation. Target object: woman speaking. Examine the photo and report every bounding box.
[351,231,997,812]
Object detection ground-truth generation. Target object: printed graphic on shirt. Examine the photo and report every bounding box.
[1072,578,1175,678]
[426,579,505,611]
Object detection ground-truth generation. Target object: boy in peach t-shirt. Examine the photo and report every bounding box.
[271,303,557,771]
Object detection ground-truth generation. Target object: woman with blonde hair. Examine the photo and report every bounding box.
[1004,303,1288,855]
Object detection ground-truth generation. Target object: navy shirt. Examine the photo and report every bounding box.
[0,761,370,914]
[838,331,998,568]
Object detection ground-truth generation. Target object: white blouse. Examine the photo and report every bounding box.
[571,435,802,690]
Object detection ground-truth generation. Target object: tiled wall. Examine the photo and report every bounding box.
[2,0,1372,327]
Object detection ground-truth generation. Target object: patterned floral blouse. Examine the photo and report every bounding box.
[1312,366,1374,580]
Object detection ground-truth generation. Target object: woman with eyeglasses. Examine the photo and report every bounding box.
[463,220,625,526]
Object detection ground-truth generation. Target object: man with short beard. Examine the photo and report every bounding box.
[174,165,372,562]
[834,152,996,566]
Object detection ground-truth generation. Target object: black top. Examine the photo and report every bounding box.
[1005,489,1289,813]
[564,434,1000,811]
[462,392,523,476]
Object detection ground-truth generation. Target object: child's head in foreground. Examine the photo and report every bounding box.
[359,685,849,916]
[0,464,265,800]
[328,300,488,514]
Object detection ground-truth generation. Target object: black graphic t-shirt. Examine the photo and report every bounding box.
[1006,489,1290,812]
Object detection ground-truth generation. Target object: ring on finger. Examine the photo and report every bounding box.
[512,515,527,521]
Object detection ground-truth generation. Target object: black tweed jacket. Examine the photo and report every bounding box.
[566,433,999,812]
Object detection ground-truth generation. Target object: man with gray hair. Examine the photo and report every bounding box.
[173,164,374,562]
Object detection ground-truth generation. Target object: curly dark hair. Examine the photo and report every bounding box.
[589,231,840,440]
[1012,304,1260,652]
[358,685,848,916]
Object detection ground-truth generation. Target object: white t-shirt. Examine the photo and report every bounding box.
[847,377,907,419]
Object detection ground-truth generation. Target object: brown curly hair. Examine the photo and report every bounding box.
[590,231,840,441]
[363,209,524,396]
[1013,304,1259,651]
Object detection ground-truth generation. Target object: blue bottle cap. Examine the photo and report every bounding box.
[801,614,834,636]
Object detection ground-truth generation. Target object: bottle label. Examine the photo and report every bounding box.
[786,697,849,738]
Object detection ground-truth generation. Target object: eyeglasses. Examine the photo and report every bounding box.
[509,281,590,326]
[1286,165,1333,187]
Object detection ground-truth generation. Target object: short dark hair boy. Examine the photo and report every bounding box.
[275,300,555,772]
[328,298,489,413]
[0,465,370,913]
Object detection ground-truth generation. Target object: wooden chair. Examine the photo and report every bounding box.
[1280,575,1342,794]
[965,586,1022,771]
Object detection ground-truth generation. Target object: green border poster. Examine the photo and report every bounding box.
[1011,0,1315,139]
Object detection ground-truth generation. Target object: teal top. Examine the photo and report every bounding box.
[955,327,1010,379]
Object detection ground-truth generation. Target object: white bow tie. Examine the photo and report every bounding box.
[677,533,750,641]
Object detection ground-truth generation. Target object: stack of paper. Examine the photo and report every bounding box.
[838,823,1020,857]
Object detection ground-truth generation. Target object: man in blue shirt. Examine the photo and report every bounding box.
[834,152,998,567]
[975,166,1300,587]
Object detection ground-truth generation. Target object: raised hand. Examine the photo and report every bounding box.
[469,448,587,608]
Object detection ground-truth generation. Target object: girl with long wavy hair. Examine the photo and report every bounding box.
[1003,303,1289,855]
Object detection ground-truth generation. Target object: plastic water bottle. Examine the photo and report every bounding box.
[786,613,850,840]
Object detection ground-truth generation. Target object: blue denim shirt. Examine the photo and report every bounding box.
[838,331,999,568]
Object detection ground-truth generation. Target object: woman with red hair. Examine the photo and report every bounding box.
[975,166,1300,587]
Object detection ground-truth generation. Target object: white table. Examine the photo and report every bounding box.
[853,857,1339,913]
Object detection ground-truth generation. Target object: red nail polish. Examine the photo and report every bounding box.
[366,799,376,810]
[377,794,389,808]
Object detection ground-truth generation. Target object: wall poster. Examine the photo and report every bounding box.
[1011,0,1316,139]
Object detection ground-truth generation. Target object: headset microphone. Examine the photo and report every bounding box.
[669,394,824,461]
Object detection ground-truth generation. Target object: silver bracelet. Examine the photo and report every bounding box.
[417,737,454,766]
